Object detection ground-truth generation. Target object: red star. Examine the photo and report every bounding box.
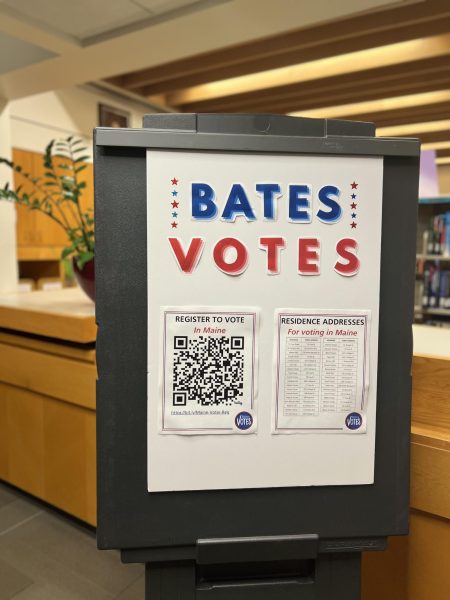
[171,200,179,208]
[350,202,357,209]
[171,178,178,185]
[171,221,178,228]
[351,181,358,189]
[351,222,357,229]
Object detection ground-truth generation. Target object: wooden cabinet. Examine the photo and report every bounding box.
[13,147,94,253]
[0,289,96,525]
[362,346,450,600]
[12,148,93,285]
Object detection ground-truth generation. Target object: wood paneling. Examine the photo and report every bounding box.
[362,535,409,600]
[408,510,450,600]
[410,438,450,520]
[412,356,450,430]
[0,342,95,410]
[43,397,96,525]
[1,383,45,498]
[0,303,97,525]
[12,148,93,255]
[0,388,9,481]
[0,330,95,363]
[0,383,96,525]
[17,246,68,261]
[363,353,450,599]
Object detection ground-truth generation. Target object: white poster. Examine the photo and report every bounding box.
[160,307,258,434]
[273,309,370,433]
[147,149,383,492]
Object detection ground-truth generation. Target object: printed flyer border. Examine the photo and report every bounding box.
[274,312,368,432]
[161,310,257,432]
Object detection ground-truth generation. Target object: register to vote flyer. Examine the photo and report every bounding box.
[273,309,370,434]
[159,307,259,434]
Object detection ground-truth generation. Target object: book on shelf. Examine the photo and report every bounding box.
[422,211,450,256]
[421,262,450,310]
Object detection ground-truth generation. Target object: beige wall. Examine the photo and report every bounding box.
[438,165,450,195]
[9,85,150,156]
[0,100,18,292]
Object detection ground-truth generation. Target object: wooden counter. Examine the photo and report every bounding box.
[0,287,96,343]
[362,325,450,600]
[0,288,96,525]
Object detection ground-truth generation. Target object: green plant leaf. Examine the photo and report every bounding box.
[70,138,85,147]
[73,146,88,154]
[76,250,94,269]
[1,134,94,253]
[61,245,76,259]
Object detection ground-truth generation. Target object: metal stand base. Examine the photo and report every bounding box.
[121,535,384,599]
[145,553,361,599]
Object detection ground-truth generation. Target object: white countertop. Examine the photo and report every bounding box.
[413,324,450,358]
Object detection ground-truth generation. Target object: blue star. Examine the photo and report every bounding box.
[351,193,356,199]
[172,190,178,197]
[351,212,357,219]
[172,211,178,218]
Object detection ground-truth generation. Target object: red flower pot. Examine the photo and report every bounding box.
[73,257,95,302]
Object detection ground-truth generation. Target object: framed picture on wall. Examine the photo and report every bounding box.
[98,104,130,128]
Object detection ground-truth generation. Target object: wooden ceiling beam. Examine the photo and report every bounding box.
[174,57,450,113]
[107,0,450,93]
[385,130,450,144]
[178,78,450,115]
[135,17,450,96]
[179,75,450,115]
[377,120,450,137]
[422,141,450,151]
[312,100,450,128]
[166,34,450,107]
[292,91,450,118]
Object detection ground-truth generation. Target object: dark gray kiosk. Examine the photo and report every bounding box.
[95,114,420,599]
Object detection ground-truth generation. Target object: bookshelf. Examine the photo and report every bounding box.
[418,196,450,205]
[415,197,450,325]
[416,254,450,262]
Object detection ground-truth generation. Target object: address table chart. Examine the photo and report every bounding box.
[283,335,358,417]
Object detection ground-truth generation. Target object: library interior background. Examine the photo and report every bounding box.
[0,1,449,599]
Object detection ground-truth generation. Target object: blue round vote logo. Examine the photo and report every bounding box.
[345,412,363,430]
[235,411,253,430]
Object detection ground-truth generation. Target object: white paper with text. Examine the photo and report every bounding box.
[273,309,370,433]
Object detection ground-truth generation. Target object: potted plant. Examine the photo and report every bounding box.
[0,136,95,300]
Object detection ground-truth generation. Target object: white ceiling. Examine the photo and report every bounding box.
[0,30,55,75]
[0,0,225,43]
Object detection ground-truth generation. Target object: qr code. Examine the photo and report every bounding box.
[173,336,244,406]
